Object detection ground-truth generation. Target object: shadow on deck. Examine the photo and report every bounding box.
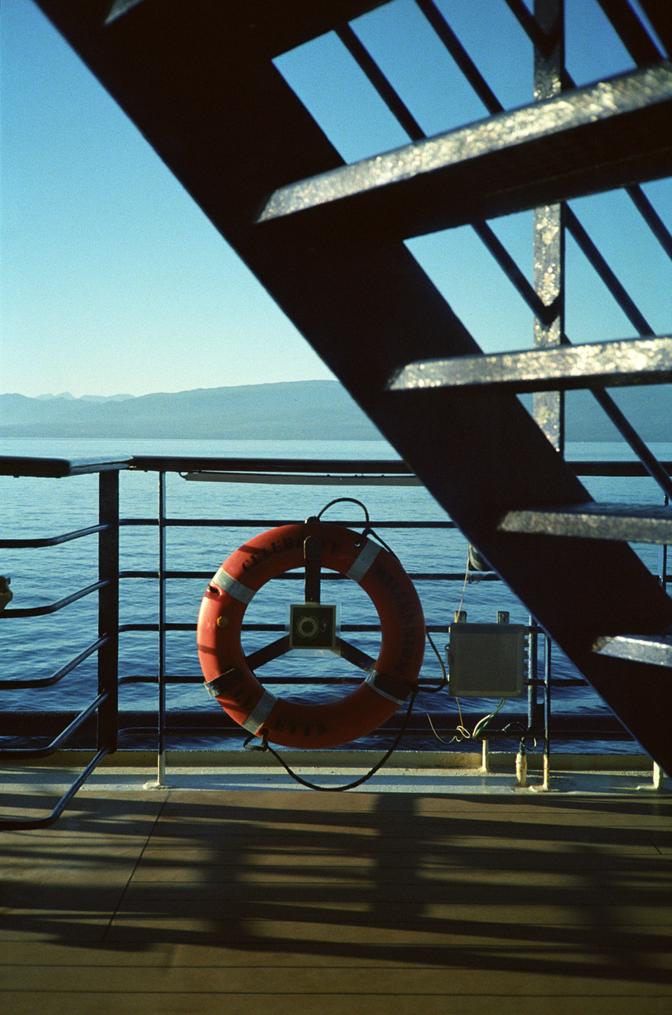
[1,788,671,1013]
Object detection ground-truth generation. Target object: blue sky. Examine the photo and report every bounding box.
[1,0,670,396]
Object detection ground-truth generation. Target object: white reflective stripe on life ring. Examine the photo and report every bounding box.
[346,539,381,583]
[241,688,278,734]
[212,567,255,604]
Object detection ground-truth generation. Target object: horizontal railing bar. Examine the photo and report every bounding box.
[184,471,423,486]
[0,747,110,831]
[0,692,108,758]
[117,569,500,582]
[131,456,416,473]
[119,622,452,633]
[121,517,458,529]
[113,725,623,741]
[138,460,672,475]
[121,462,672,493]
[6,710,622,734]
[573,461,672,476]
[119,675,439,687]
[0,635,108,690]
[0,456,129,478]
[0,523,109,550]
[1,580,110,619]
[118,673,580,687]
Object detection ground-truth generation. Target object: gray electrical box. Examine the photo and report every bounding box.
[448,622,526,698]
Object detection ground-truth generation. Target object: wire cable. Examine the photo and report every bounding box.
[244,691,418,792]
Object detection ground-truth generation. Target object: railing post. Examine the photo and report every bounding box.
[98,471,119,753]
[146,470,168,787]
[533,0,565,453]
[542,634,552,790]
[527,614,539,734]
[159,471,167,783]
[660,495,669,591]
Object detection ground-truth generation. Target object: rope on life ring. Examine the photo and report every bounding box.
[197,521,425,749]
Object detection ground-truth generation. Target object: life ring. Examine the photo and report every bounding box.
[197,521,425,748]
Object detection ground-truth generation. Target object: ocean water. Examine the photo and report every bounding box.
[1,437,669,752]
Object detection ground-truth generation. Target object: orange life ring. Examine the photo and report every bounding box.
[197,521,425,748]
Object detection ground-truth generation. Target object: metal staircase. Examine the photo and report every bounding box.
[36,0,672,768]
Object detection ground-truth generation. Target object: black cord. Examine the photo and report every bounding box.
[423,628,448,693]
[316,496,370,529]
[316,496,401,557]
[244,690,418,792]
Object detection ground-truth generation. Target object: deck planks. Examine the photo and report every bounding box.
[1,788,671,1013]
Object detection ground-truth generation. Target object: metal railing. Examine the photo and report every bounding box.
[0,461,124,828]
[1,454,670,826]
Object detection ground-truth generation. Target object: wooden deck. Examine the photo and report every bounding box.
[1,787,671,1014]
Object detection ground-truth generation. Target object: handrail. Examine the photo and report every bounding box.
[0,523,109,549]
[129,456,416,473]
[0,635,108,690]
[0,748,109,831]
[2,579,110,618]
[0,691,108,759]
[0,464,120,829]
[0,456,129,477]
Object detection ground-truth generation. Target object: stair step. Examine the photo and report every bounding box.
[258,64,672,234]
[499,502,672,544]
[594,633,672,668]
[388,336,672,392]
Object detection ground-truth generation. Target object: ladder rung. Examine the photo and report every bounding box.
[594,634,672,668]
[258,64,672,233]
[499,502,672,544]
[388,336,672,392]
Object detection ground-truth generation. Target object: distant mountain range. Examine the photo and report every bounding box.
[34,392,134,402]
[0,380,669,442]
[0,381,380,440]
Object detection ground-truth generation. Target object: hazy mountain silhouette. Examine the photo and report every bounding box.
[0,380,669,441]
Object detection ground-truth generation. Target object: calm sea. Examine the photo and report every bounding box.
[1,437,669,752]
